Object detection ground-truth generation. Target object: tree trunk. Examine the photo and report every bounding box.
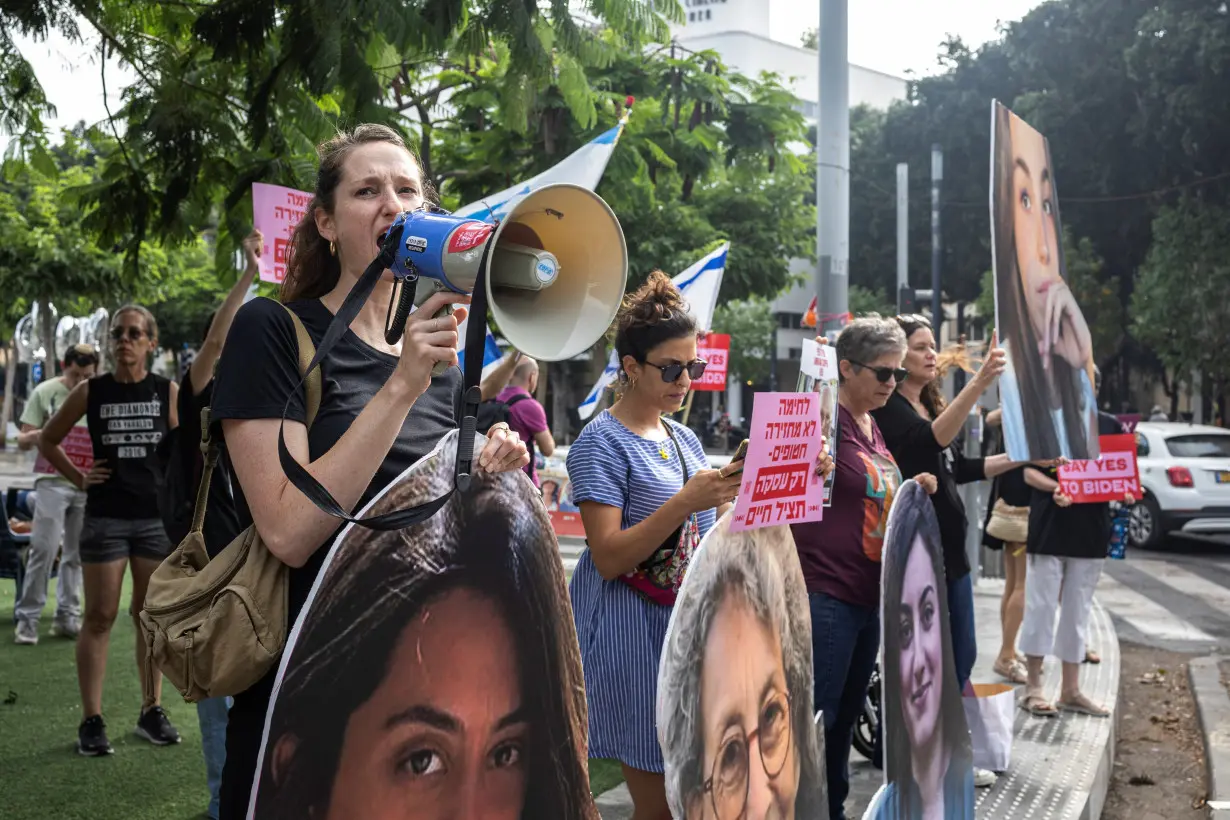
[1,340,16,447]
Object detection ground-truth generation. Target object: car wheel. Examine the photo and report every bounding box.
[1129,495,1164,550]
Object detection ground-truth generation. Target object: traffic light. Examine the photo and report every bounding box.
[897,285,916,315]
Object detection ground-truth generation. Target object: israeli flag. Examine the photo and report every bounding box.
[576,242,730,420]
[455,115,630,359]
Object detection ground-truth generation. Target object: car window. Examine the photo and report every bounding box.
[1164,434,1230,458]
[1135,432,1150,458]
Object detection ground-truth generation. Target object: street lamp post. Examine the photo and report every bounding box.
[816,0,849,338]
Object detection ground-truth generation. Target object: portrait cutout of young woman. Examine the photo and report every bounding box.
[870,480,975,820]
[249,430,596,820]
[991,100,1099,463]
[657,513,827,819]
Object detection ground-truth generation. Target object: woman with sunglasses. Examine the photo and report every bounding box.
[789,316,938,820]
[569,271,743,820]
[39,306,183,756]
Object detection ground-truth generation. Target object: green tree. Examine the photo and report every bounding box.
[1131,198,1230,405]
[713,297,775,385]
[848,284,895,318]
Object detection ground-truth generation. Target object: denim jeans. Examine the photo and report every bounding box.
[947,571,977,694]
[197,696,232,820]
[810,591,880,820]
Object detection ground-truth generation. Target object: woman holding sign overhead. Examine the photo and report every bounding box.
[790,316,938,820]
[569,272,742,820]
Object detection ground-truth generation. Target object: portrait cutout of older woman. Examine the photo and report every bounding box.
[991,100,1098,463]
[658,513,827,819]
[249,431,596,820]
[872,480,974,820]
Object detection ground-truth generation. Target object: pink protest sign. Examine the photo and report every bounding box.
[34,427,94,476]
[730,393,824,532]
[252,183,314,284]
[1057,433,1140,503]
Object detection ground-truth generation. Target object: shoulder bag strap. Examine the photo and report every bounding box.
[273,225,493,531]
[188,302,324,535]
[663,421,692,485]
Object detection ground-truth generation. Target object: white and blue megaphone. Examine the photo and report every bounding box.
[380,182,628,374]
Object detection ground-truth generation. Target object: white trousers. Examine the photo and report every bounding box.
[1019,554,1104,665]
[14,480,86,628]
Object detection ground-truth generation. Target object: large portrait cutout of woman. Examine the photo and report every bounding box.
[866,480,974,820]
[247,430,597,820]
[991,100,1099,462]
[657,514,827,819]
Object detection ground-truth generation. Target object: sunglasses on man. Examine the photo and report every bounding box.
[645,359,708,383]
[111,326,146,342]
[847,359,908,384]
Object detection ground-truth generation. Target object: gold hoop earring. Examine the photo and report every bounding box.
[329,240,336,256]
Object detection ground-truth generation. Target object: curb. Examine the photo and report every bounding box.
[1190,655,1230,818]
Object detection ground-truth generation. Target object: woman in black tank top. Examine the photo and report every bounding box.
[39,305,183,755]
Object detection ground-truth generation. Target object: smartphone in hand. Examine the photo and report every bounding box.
[725,439,750,474]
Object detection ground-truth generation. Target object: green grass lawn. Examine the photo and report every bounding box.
[0,574,212,820]
[1,570,625,818]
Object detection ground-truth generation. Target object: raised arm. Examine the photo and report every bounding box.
[37,382,90,489]
[189,231,261,396]
[930,333,1007,447]
[479,349,521,402]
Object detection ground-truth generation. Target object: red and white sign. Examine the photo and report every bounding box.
[447,222,494,253]
[34,427,94,476]
[694,333,730,392]
[1058,433,1140,503]
[252,183,313,283]
[731,393,825,532]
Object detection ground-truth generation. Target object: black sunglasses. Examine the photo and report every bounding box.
[645,359,707,383]
[847,359,907,384]
[111,326,145,342]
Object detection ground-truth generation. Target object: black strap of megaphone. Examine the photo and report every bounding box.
[454,242,494,492]
[275,221,451,531]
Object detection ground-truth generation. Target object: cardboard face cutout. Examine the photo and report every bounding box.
[991,100,1099,462]
[657,513,828,820]
[866,480,974,820]
[247,431,596,820]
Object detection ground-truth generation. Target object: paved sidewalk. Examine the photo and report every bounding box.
[593,578,1119,820]
[1191,656,1230,819]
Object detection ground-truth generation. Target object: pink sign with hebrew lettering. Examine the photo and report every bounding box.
[730,392,825,533]
[252,183,314,284]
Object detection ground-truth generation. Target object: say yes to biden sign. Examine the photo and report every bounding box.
[1057,434,1140,503]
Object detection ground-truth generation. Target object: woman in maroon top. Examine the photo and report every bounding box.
[791,317,937,820]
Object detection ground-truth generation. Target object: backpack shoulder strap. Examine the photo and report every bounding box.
[506,393,532,408]
[187,300,324,536]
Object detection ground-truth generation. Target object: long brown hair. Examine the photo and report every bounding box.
[279,124,435,303]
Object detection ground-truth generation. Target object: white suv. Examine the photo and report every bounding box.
[1129,422,1230,548]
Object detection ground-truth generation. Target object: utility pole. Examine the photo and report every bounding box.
[816,0,850,338]
[930,144,943,340]
[896,162,908,311]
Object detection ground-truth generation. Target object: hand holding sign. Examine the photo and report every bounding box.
[1057,434,1140,503]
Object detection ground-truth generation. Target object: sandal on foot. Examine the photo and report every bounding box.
[1084,649,1101,664]
[993,658,1028,684]
[1020,691,1058,717]
[1057,695,1109,717]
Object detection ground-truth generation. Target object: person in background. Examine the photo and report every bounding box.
[496,355,555,487]
[790,317,938,820]
[1148,405,1169,422]
[170,229,260,820]
[39,306,182,756]
[1019,368,1128,717]
[13,343,99,644]
[569,272,742,820]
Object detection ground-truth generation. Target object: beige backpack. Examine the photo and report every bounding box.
[139,303,321,702]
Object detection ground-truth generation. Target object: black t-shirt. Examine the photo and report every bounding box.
[175,376,243,554]
[872,392,985,582]
[210,298,462,818]
[85,373,172,519]
[1027,412,1126,559]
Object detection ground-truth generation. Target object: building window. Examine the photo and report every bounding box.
[788,347,802,360]
[706,9,711,18]
[688,11,694,21]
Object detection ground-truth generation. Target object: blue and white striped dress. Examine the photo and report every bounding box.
[567,410,718,772]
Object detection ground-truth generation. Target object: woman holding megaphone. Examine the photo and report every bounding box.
[209,125,530,818]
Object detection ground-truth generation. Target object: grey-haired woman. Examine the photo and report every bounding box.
[790,318,937,820]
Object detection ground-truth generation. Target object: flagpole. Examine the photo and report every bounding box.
[679,390,696,427]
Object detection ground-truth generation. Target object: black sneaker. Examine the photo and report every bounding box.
[78,715,114,756]
[135,705,181,746]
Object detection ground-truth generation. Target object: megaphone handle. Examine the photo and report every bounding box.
[430,304,454,377]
